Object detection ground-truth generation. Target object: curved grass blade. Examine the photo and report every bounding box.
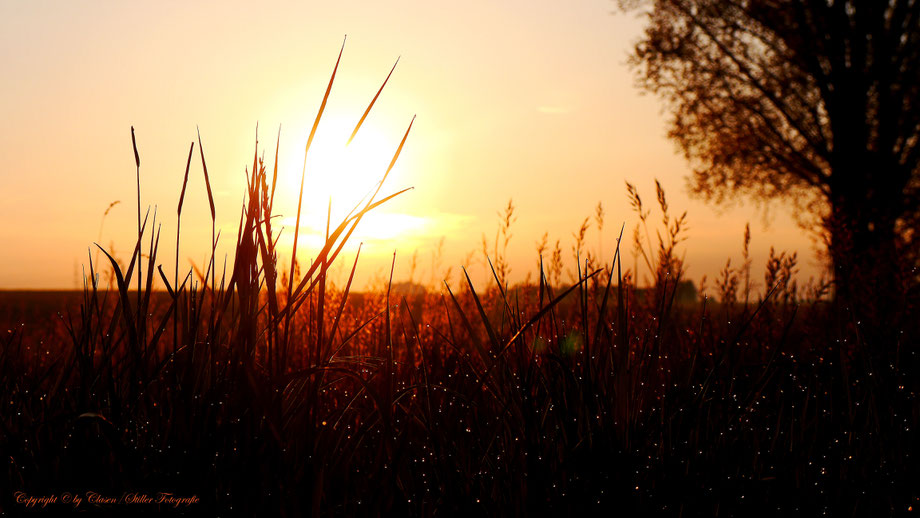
[462,265,500,352]
[347,57,399,146]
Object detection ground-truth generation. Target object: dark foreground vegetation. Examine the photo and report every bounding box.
[3,54,919,516]
[3,176,918,518]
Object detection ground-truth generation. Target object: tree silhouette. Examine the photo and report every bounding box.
[622,0,919,327]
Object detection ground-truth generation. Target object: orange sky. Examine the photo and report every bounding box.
[0,0,821,292]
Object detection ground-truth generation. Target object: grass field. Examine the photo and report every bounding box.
[2,57,919,517]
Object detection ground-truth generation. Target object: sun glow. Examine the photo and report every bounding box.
[280,115,422,252]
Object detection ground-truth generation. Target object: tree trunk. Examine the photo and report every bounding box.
[827,181,906,350]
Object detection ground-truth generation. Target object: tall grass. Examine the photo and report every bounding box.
[1,49,918,517]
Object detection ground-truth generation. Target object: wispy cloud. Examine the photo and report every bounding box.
[279,211,473,251]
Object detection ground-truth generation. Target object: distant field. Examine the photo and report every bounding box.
[1,291,84,344]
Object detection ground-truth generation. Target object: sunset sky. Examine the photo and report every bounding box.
[0,0,819,291]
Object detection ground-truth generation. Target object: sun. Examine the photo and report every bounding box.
[280,114,423,251]
[302,116,395,209]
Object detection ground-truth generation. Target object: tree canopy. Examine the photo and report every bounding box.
[623,0,920,317]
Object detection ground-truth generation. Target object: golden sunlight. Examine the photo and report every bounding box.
[4,3,916,515]
[280,114,424,252]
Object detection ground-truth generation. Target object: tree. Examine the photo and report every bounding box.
[622,0,920,328]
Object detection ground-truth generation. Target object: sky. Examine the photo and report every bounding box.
[0,0,821,292]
